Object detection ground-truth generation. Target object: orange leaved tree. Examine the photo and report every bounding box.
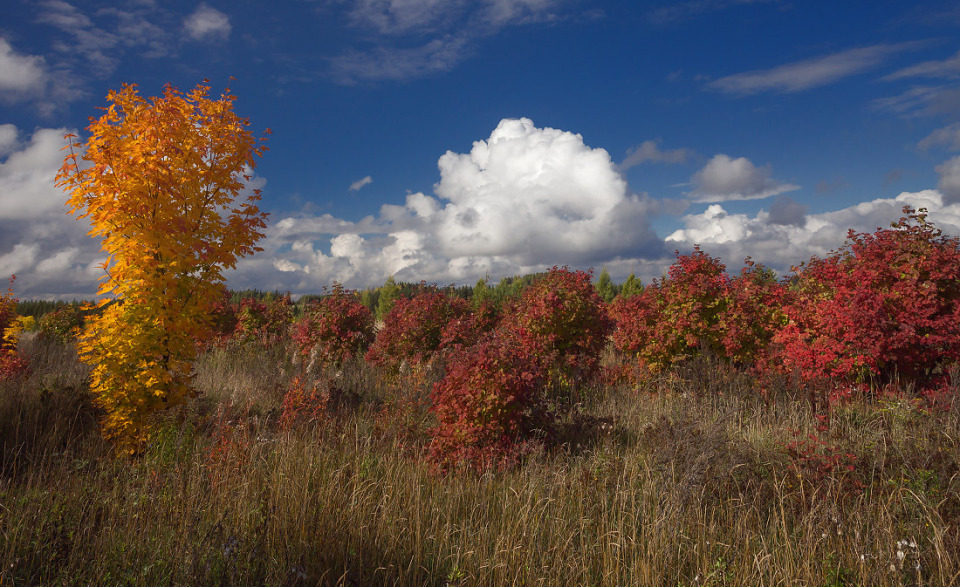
[56,82,269,450]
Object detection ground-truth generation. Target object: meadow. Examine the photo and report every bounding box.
[1,329,958,585]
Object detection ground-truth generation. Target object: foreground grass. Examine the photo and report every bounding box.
[1,336,958,585]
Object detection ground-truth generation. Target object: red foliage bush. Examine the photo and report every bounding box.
[781,430,863,494]
[429,334,547,472]
[206,289,239,343]
[279,375,355,430]
[500,267,612,382]
[0,352,30,380]
[232,294,292,345]
[719,259,790,372]
[439,299,500,352]
[0,276,29,380]
[291,284,374,369]
[36,304,86,343]
[204,404,254,492]
[773,207,960,397]
[365,286,472,372]
[611,247,729,372]
[0,276,17,347]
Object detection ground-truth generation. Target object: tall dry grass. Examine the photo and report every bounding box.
[1,337,958,585]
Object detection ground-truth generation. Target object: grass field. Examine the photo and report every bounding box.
[1,333,958,585]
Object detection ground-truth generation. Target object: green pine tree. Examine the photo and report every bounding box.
[376,276,400,322]
[620,272,643,299]
[595,266,617,303]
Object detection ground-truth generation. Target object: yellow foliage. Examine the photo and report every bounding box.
[56,81,269,452]
[0,277,18,353]
[17,315,37,332]
[2,316,32,348]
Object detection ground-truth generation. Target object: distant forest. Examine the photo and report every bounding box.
[15,268,641,320]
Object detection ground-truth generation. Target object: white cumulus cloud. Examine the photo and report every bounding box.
[936,156,960,204]
[0,38,47,99]
[0,128,74,219]
[0,125,18,156]
[231,118,664,292]
[0,126,106,297]
[766,195,809,227]
[689,154,799,202]
[666,189,960,274]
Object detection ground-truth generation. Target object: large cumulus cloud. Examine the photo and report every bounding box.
[232,118,664,291]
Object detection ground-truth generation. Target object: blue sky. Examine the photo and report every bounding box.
[2,0,960,298]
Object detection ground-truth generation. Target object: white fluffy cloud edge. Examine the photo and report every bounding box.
[3,118,960,299]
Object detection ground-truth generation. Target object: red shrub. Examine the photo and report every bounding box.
[719,260,790,372]
[773,207,960,397]
[233,294,292,345]
[205,289,239,348]
[781,430,863,494]
[439,299,500,352]
[611,248,728,372]
[365,286,472,372]
[500,267,612,383]
[36,304,86,343]
[429,334,547,472]
[0,276,17,349]
[205,404,254,492]
[279,376,355,431]
[0,276,29,380]
[291,284,374,369]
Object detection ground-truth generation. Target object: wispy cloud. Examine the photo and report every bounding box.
[184,3,232,43]
[330,35,471,83]
[328,0,567,83]
[33,0,174,91]
[919,123,960,151]
[37,0,123,77]
[620,139,694,170]
[884,49,960,81]
[872,85,960,117]
[876,49,960,119]
[647,0,778,25]
[350,175,374,191]
[709,44,919,96]
[347,0,467,36]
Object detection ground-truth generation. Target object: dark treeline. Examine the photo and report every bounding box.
[15,269,643,321]
[15,299,86,318]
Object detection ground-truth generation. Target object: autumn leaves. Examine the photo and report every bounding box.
[57,82,269,450]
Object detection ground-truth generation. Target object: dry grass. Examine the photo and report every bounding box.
[1,339,958,585]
